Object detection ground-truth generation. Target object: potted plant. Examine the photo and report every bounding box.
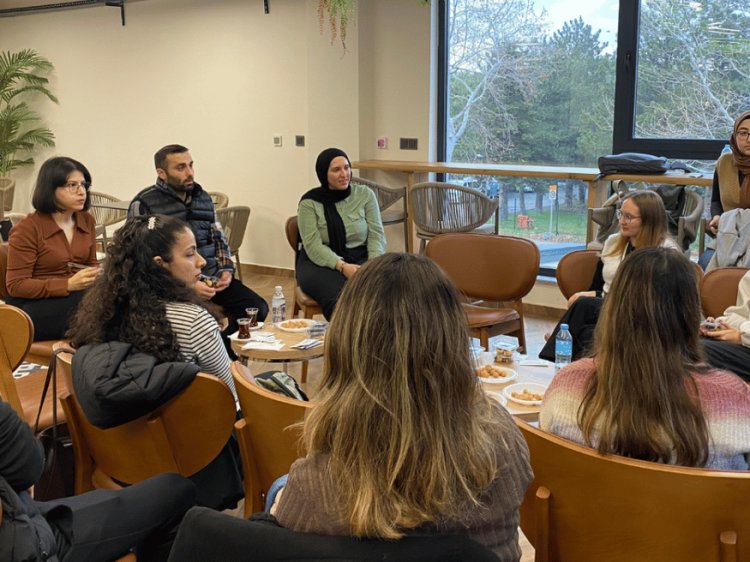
[0,49,57,218]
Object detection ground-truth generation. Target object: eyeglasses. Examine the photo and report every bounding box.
[60,181,90,193]
[736,131,750,140]
[616,209,641,223]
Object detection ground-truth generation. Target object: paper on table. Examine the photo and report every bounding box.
[519,358,552,367]
[291,339,323,350]
[242,341,285,351]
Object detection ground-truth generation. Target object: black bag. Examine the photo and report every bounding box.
[33,348,76,501]
[597,152,670,175]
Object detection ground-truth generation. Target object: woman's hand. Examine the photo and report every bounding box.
[701,319,742,344]
[195,279,217,300]
[341,262,360,279]
[567,290,596,308]
[708,215,720,236]
[67,266,101,292]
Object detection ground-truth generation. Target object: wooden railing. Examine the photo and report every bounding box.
[352,159,713,252]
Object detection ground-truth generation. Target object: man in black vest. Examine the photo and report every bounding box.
[129,145,269,355]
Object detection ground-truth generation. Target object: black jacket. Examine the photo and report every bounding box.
[0,401,60,562]
[71,342,242,510]
[72,342,199,428]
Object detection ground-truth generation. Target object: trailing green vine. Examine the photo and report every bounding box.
[318,0,430,52]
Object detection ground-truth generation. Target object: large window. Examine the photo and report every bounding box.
[613,0,750,159]
[440,0,619,267]
[439,0,750,267]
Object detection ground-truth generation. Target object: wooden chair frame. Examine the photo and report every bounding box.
[232,362,312,516]
[57,349,235,494]
[517,419,750,562]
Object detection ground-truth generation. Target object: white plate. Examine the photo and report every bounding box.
[275,319,316,333]
[485,391,508,408]
[503,383,547,406]
[476,365,518,385]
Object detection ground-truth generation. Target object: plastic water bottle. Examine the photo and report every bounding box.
[271,286,286,324]
[721,144,732,157]
[555,324,573,372]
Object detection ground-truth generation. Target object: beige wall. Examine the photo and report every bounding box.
[0,0,562,309]
[0,0,431,266]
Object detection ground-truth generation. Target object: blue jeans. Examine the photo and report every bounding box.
[265,474,288,512]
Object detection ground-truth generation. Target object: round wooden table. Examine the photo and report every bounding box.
[230,325,324,383]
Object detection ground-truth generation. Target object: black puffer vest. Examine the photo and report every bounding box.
[131,181,220,275]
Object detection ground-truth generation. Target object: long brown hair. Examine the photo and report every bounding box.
[303,253,501,538]
[604,190,670,257]
[579,247,710,466]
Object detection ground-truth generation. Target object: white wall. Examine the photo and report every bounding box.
[0,0,427,267]
[0,0,562,309]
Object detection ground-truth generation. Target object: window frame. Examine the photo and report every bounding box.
[611,0,726,160]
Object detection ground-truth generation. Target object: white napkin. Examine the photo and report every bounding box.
[242,341,285,351]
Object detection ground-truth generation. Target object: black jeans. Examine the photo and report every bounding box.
[539,296,603,362]
[701,338,750,382]
[6,291,86,341]
[45,473,196,562]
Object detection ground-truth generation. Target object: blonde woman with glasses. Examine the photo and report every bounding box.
[540,190,679,361]
[272,253,532,560]
[5,156,100,340]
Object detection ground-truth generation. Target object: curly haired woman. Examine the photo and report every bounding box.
[67,215,242,510]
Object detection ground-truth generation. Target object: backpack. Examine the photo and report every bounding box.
[254,371,308,401]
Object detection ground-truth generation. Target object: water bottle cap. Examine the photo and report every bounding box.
[560,324,569,330]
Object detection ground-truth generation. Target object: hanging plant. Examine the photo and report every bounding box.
[318,0,430,52]
[318,0,354,51]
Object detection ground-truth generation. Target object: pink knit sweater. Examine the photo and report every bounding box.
[540,358,750,470]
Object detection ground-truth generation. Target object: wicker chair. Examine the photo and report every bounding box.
[351,176,407,249]
[0,178,15,221]
[409,182,499,254]
[209,192,230,209]
[88,191,128,249]
[215,206,250,281]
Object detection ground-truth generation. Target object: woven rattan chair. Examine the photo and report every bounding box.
[351,176,407,249]
[0,178,14,221]
[410,182,499,254]
[215,206,250,281]
[209,191,230,209]
[88,191,127,249]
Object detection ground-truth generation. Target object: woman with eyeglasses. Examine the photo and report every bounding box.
[699,110,750,268]
[5,156,100,341]
[540,190,679,361]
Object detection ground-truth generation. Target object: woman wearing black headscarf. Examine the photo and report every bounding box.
[296,148,386,320]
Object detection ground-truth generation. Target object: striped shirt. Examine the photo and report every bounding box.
[164,301,236,397]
